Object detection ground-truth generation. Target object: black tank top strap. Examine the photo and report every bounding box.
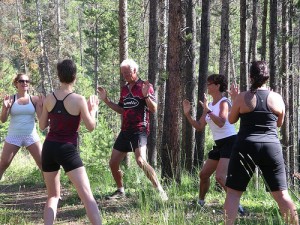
[62,92,73,101]
[52,92,58,100]
[29,95,36,109]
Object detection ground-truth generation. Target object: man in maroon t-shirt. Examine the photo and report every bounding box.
[98,59,168,201]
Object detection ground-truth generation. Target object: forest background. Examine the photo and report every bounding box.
[0,0,300,224]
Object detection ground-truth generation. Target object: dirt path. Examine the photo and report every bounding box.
[0,183,93,224]
[0,183,137,225]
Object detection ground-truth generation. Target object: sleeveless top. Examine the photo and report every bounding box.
[7,94,37,136]
[118,79,156,134]
[46,93,81,145]
[205,97,236,141]
[238,90,279,143]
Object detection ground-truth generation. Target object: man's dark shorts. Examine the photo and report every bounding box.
[208,135,236,160]
[113,130,148,152]
[42,140,83,173]
[226,140,287,192]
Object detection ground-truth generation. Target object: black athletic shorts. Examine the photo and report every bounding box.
[208,135,236,160]
[42,140,83,172]
[226,140,287,192]
[113,130,147,152]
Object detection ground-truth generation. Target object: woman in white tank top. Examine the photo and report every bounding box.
[183,74,244,214]
[0,73,43,181]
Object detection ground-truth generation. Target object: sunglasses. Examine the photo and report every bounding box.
[18,80,30,84]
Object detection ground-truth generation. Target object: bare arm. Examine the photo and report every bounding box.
[228,94,241,124]
[268,92,285,127]
[143,81,157,113]
[80,95,99,131]
[38,96,50,130]
[1,95,13,123]
[208,100,228,128]
[97,86,123,114]
[183,99,206,131]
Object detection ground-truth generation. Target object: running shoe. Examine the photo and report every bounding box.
[106,190,125,200]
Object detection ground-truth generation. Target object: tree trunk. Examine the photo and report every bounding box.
[288,0,295,182]
[16,0,28,73]
[240,0,248,91]
[261,0,268,60]
[219,0,229,76]
[194,0,211,168]
[269,0,278,92]
[161,0,183,183]
[182,0,196,173]
[249,0,258,62]
[147,0,159,167]
[119,0,130,166]
[157,0,168,168]
[56,0,61,59]
[281,0,289,172]
[36,0,52,95]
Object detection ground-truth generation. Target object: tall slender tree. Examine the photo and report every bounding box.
[181,0,197,172]
[240,0,248,91]
[147,0,159,167]
[269,0,278,92]
[261,0,268,60]
[194,0,211,168]
[156,0,168,166]
[161,0,184,182]
[219,0,229,77]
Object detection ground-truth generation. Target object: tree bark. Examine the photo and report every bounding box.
[219,0,229,76]
[147,0,159,167]
[269,0,278,92]
[182,0,196,173]
[161,0,184,183]
[261,0,268,60]
[240,0,248,91]
[194,0,210,168]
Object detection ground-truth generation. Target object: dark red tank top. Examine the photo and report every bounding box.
[46,92,81,145]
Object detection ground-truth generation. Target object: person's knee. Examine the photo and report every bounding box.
[136,157,145,168]
[0,160,11,170]
[199,170,211,181]
[109,159,119,170]
[215,173,226,186]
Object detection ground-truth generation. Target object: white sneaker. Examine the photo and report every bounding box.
[159,190,168,201]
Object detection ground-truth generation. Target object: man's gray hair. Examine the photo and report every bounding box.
[120,59,139,73]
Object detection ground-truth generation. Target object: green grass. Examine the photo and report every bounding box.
[0,149,299,224]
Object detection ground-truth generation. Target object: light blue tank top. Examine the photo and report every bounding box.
[7,95,37,136]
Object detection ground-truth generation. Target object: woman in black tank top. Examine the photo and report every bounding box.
[224,61,298,225]
[38,59,102,225]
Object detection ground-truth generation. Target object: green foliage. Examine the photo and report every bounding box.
[79,115,114,177]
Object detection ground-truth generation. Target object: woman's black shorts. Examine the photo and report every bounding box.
[226,140,287,192]
[208,135,236,160]
[42,140,83,172]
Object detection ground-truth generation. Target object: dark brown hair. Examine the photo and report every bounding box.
[207,74,228,92]
[249,61,269,92]
[57,59,77,84]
